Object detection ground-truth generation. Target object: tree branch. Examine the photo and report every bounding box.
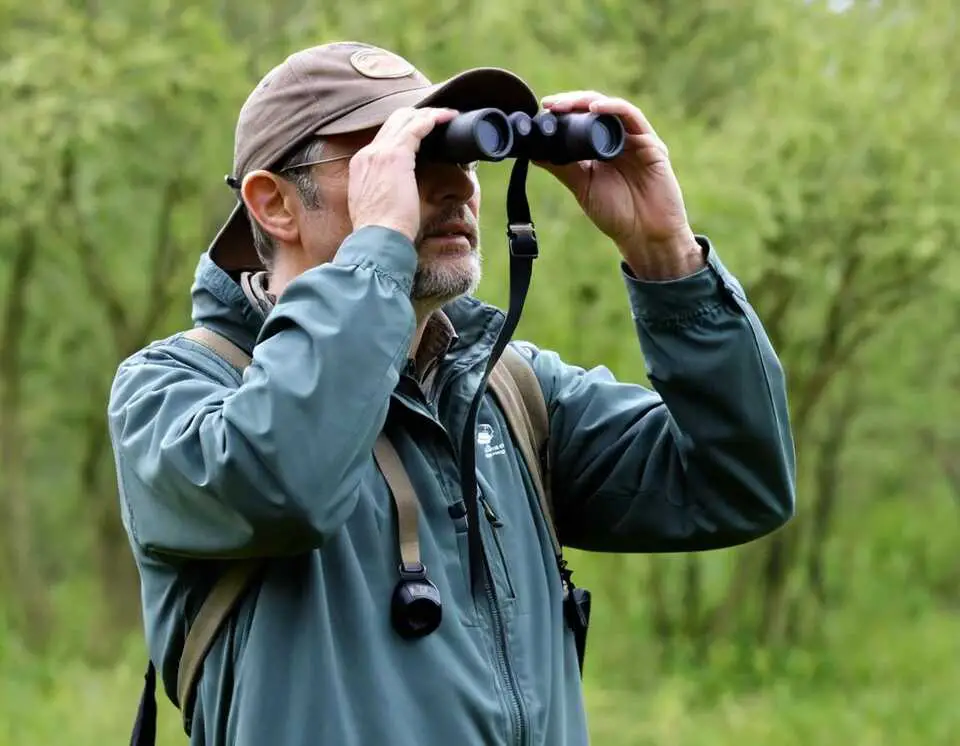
[58,146,130,350]
[0,230,51,648]
[132,177,184,350]
[919,429,960,509]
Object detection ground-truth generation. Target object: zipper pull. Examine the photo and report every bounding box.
[478,492,504,527]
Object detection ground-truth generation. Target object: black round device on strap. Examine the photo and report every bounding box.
[372,434,444,640]
[391,560,442,639]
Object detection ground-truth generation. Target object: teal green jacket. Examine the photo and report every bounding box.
[108,226,795,746]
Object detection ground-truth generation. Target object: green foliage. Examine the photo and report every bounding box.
[1,0,959,742]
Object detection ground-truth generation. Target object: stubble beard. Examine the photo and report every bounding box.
[411,241,483,305]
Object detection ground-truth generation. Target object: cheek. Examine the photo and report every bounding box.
[301,207,352,265]
[469,180,481,215]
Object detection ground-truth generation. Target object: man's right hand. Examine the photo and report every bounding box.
[347,106,458,243]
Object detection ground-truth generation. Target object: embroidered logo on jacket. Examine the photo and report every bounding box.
[477,423,506,459]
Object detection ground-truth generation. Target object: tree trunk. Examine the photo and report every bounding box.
[806,379,861,605]
[79,407,143,657]
[0,235,51,650]
[709,542,762,639]
[60,158,187,645]
[647,555,672,644]
[757,530,792,645]
[682,553,708,661]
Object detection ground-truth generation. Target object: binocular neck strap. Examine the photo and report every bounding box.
[372,433,422,570]
[458,157,540,593]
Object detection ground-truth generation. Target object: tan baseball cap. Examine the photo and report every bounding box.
[209,41,540,272]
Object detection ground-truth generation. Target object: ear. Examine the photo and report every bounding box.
[241,170,300,245]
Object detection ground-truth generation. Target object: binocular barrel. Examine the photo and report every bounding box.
[418,107,625,165]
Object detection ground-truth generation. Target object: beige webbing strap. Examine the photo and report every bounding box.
[499,346,550,454]
[182,327,252,371]
[176,559,262,713]
[488,346,560,557]
[174,328,258,725]
[372,433,422,568]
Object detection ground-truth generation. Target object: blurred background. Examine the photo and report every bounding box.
[2,1,959,744]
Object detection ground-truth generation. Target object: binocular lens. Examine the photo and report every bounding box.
[590,116,621,158]
[475,117,510,158]
[419,107,513,163]
[555,113,625,163]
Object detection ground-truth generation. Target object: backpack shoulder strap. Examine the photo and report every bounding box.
[490,348,592,676]
[488,344,560,557]
[176,559,263,713]
[175,328,260,723]
[182,326,252,372]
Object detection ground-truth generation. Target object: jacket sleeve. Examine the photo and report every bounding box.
[523,238,796,553]
[107,226,417,560]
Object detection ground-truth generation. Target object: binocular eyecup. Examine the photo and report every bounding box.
[418,107,625,166]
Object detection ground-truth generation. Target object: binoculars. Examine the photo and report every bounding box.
[418,108,626,166]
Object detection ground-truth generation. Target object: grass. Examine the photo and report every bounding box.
[2,496,957,745]
[1,600,957,746]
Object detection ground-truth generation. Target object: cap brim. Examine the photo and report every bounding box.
[316,67,539,135]
[208,202,259,273]
[210,67,539,273]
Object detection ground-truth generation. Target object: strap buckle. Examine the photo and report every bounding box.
[398,561,427,581]
[507,222,539,259]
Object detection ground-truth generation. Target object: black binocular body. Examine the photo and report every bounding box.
[418,108,626,166]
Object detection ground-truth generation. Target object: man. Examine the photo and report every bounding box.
[109,41,795,746]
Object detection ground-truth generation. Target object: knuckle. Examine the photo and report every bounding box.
[350,148,371,165]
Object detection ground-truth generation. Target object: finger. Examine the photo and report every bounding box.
[411,107,459,131]
[622,134,671,167]
[625,133,669,158]
[372,108,419,145]
[380,107,456,138]
[379,107,457,148]
[415,106,460,120]
[406,108,459,144]
[532,158,591,198]
[379,106,419,132]
[540,90,606,112]
[586,97,657,138]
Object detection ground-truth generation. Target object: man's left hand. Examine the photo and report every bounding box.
[538,91,704,280]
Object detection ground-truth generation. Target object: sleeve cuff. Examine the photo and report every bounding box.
[332,225,419,294]
[624,235,748,324]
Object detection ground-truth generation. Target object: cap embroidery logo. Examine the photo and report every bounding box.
[349,49,416,79]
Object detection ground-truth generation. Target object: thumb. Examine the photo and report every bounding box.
[533,159,591,201]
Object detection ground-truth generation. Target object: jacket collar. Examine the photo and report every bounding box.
[189,250,504,363]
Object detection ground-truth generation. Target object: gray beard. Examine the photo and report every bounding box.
[411,248,482,303]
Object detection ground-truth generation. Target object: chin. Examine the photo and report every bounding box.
[412,254,481,304]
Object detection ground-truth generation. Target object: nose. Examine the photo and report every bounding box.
[417,161,477,207]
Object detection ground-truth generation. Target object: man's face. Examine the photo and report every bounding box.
[295,126,483,306]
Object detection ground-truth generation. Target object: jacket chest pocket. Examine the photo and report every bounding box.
[480,488,519,606]
[448,489,518,626]
[472,401,558,622]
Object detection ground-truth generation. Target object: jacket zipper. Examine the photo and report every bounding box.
[480,493,516,599]
[401,361,529,746]
[484,554,527,746]
[479,495,527,746]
